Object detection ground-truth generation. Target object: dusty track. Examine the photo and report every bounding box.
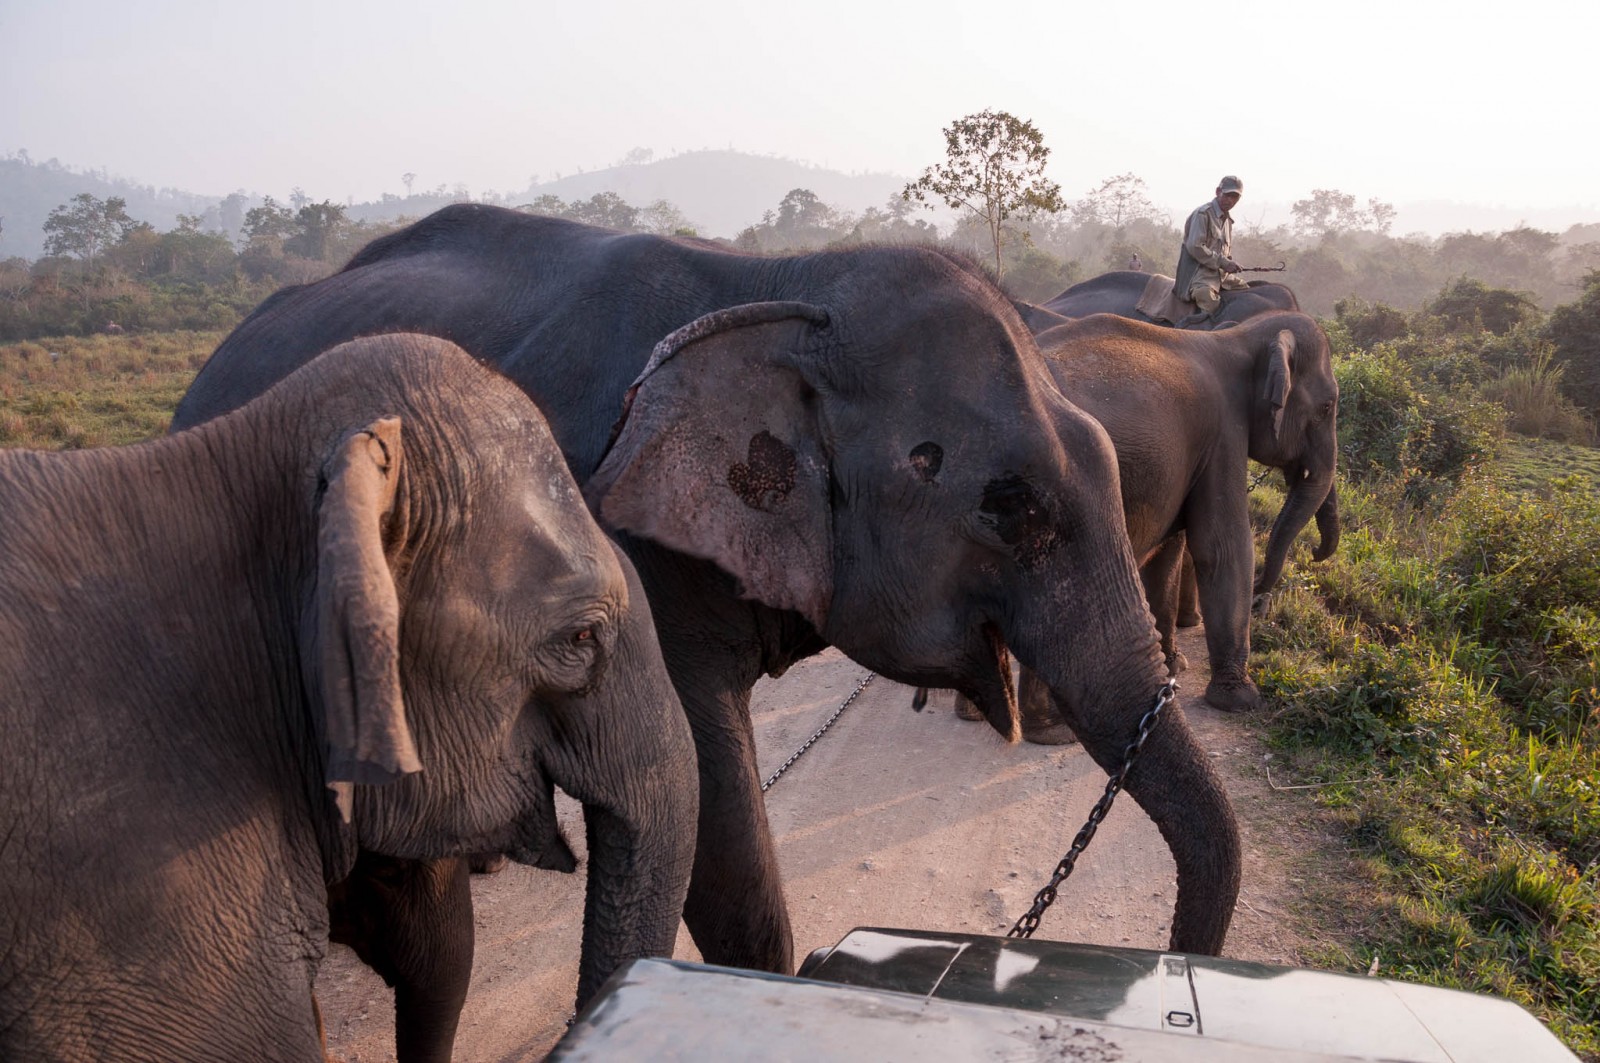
[318,626,1316,1061]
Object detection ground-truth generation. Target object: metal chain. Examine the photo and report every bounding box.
[1008,679,1179,939]
[761,671,877,792]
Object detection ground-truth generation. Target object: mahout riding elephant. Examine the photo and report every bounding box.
[0,334,697,1062]
[172,205,1244,980]
[933,309,1339,732]
[1041,269,1299,330]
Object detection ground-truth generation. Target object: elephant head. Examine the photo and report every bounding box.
[587,272,1241,955]
[1240,313,1340,596]
[286,335,697,1006]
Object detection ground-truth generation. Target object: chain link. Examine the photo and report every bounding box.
[761,671,877,792]
[1008,680,1179,939]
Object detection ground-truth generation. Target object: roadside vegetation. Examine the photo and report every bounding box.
[1248,281,1600,1058]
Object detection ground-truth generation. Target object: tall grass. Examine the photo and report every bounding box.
[1481,349,1596,445]
[0,331,218,448]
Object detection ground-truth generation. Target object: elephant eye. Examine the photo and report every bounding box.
[570,626,596,644]
[979,475,1051,546]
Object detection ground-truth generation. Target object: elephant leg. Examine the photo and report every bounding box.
[953,691,985,721]
[327,853,474,1063]
[1184,490,1262,713]
[1018,665,1077,745]
[631,547,794,974]
[673,664,793,972]
[1177,548,1201,627]
[1141,536,1188,678]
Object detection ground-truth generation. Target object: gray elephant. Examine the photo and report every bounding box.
[0,334,697,1062]
[1036,311,1339,712]
[172,206,1244,978]
[1041,269,1300,330]
[934,309,1339,732]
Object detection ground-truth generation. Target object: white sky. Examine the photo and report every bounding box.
[3,0,1598,228]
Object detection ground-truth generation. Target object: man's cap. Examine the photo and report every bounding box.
[1218,175,1244,194]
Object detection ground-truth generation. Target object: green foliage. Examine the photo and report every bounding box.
[1544,269,1600,416]
[1479,348,1596,444]
[1333,296,1409,347]
[1252,466,1600,1055]
[1426,277,1543,335]
[903,109,1064,281]
[998,243,1078,303]
[1334,346,1503,502]
[42,193,140,266]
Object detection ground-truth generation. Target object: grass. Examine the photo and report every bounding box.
[1251,467,1600,1059]
[0,331,218,448]
[1499,437,1600,496]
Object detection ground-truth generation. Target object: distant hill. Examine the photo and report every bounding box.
[6,148,1600,263]
[519,150,907,236]
[0,155,229,260]
[344,150,909,238]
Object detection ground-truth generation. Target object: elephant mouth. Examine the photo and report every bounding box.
[956,623,1020,743]
[504,776,578,873]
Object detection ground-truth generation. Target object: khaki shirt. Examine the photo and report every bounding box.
[1175,198,1248,299]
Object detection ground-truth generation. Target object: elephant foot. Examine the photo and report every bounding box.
[953,693,985,722]
[1202,679,1262,714]
[1165,649,1189,677]
[469,852,508,875]
[1022,721,1080,746]
[1177,610,1201,628]
[1019,689,1077,746]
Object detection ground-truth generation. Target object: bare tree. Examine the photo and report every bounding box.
[903,109,1064,280]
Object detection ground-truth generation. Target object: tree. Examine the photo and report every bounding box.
[1071,173,1165,228]
[1426,277,1541,335]
[42,193,139,267]
[284,201,348,262]
[402,172,416,197]
[566,191,638,231]
[1291,189,1396,239]
[1543,269,1600,415]
[903,109,1064,280]
[242,197,298,245]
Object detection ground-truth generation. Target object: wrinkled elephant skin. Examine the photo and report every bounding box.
[173,207,1244,986]
[0,335,696,1062]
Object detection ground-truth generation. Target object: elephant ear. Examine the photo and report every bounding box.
[309,417,421,822]
[588,303,834,629]
[1262,328,1296,440]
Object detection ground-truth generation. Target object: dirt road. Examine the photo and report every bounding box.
[318,627,1314,1061]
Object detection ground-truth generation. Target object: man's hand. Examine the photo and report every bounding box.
[1220,257,1242,273]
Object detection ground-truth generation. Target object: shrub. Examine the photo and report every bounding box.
[1479,349,1596,444]
[1335,346,1503,502]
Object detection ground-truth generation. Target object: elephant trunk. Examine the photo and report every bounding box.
[530,548,699,1010]
[574,786,697,1007]
[1311,481,1340,562]
[1008,555,1241,954]
[1255,460,1336,596]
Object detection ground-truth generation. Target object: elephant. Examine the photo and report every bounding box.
[0,333,698,1062]
[931,309,1340,731]
[1041,269,1300,330]
[171,205,1244,980]
[1035,311,1340,712]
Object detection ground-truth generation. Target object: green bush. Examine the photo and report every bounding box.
[1334,346,1503,502]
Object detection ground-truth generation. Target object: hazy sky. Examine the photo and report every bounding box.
[4,0,1598,229]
